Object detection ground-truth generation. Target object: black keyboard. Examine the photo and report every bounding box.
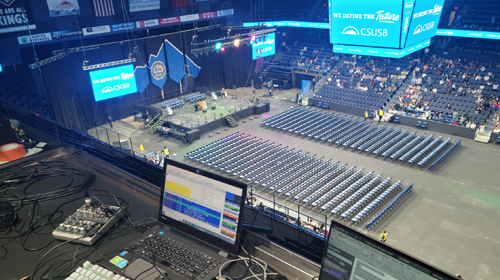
[130,231,222,279]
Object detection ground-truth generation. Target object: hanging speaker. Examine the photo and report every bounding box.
[182,74,194,94]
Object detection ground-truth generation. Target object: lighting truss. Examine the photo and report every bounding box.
[190,27,276,55]
[29,52,68,69]
[82,58,136,71]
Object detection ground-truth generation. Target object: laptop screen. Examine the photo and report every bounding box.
[319,221,455,280]
[160,160,246,252]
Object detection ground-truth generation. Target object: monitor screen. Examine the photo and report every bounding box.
[161,161,245,246]
[329,0,404,48]
[252,32,276,60]
[403,0,444,47]
[89,64,137,102]
[320,221,455,280]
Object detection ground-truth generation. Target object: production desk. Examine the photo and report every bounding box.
[0,149,319,280]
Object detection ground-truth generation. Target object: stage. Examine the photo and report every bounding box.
[87,87,289,156]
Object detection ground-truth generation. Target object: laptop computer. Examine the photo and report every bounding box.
[319,220,456,280]
[102,159,247,280]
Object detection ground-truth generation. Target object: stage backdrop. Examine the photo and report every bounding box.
[37,29,256,131]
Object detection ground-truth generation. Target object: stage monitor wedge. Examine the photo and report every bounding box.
[320,221,457,280]
[89,64,138,102]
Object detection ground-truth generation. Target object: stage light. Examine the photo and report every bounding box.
[221,47,225,52]
[234,39,240,47]
[251,35,256,42]
[454,7,458,10]
[215,42,222,50]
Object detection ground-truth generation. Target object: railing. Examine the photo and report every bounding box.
[87,127,134,154]
[246,189,329,240]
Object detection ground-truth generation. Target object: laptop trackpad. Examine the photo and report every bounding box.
[124,259,161,280]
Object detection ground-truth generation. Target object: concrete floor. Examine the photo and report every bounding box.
[93,87,500,280]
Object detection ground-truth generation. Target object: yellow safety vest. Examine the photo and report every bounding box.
[164,148,169,156]
[380,232,387,241]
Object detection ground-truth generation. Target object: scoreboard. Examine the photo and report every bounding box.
[329,0,444,56]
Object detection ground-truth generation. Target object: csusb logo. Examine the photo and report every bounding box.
[342,26,388,37]
[413,21,434,35]
[151,61,166,80]
[101,83,131,93]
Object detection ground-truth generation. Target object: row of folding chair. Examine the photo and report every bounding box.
[399,134,434,162]
[373,129,410,156]
[330,175,382,214]
[322,119,359,143]
[223,141,274,173]
[327,120,364,144]
[284,161,340,198]
[390,134,426,160]
[260,106,301,126]
[281,110,319,132]
[184,92,206,103]
[319,172,375,210]
[265,155,317,190]
[253,151,304,185]
[408,136,443,165]
[291,111,330,135]
[340,178,392,219]
[236,145,284,178]
[229,143,280,175]
[357,126,394,151]
[274,108,312,130]
[185,132,240,159]
[266,107,305,128]
[197,135,251,163]
[364,127,402,153]
[312,116,347,139]
[277,158,330,194]
[352,181,403,224]
[342,125,378,148]
[305,114,342,138]
[429,140,461,171]
[161,98,184,109]
[285,161,347,199]
[206,137,260,167]
[350,125,387,149]
[318,117,354,142]
[418,138,451,167]
[332,122,369,146]
[309,169,364,206]
[292,163,347,200]
[300,166,355,203]
[244,148,294,181]
[381,132,416,158]
[366,184,413,229]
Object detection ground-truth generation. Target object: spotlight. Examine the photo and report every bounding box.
[221,47,225,52]
[251,35,256,42]
[234,39,240,47]
[215,42,222,50]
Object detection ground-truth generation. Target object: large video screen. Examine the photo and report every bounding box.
[329,0,403,48]
[403,0,444,47]
[320,221,455,280]
[252,32,276,60]
[89,64,137,102]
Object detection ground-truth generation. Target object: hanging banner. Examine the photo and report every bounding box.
[129,0,159,12]
[46,0,80,17]
[17,33,52,45]
[0,0,36,34]
[148,43,167,89]
[134,65,149,94]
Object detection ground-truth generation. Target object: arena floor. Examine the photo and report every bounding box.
[95,87,500,280]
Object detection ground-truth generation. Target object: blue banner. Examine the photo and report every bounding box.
[149,43,168,89]
[134,65,149,93]
[165,40,186,83]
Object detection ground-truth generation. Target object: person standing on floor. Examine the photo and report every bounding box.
[108,116,113,129]
[365,110,368,121]
[163,146,170,158]
[378,108,384,123]
[380,230,387,243]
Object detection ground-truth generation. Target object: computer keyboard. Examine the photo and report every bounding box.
[131,231,222,279]
[67,261,130,280]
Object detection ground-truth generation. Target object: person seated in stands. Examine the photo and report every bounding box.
[284,216,292,223]
[471,122,477,129]
[475,74,482,81]
[295,217,303,227]
[446,103,452,110]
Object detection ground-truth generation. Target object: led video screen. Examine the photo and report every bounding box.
[404,0,444,47]
[89,64,137,102]
[329,0,403,48]
[252,32,276,60]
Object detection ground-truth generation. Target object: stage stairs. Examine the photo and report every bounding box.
[146,113,164,134]
[226,115,238,128]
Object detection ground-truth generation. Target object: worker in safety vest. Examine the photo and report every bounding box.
[163,146,170,158]
[380,230,387,243]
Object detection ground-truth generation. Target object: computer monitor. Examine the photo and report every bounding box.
[160,159,247,255]
[319,221,456,280]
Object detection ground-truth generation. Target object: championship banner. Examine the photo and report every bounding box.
[0,0,36,34]
[148,43,167,89]
[129,0,159,12]
[46,0,80,17]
